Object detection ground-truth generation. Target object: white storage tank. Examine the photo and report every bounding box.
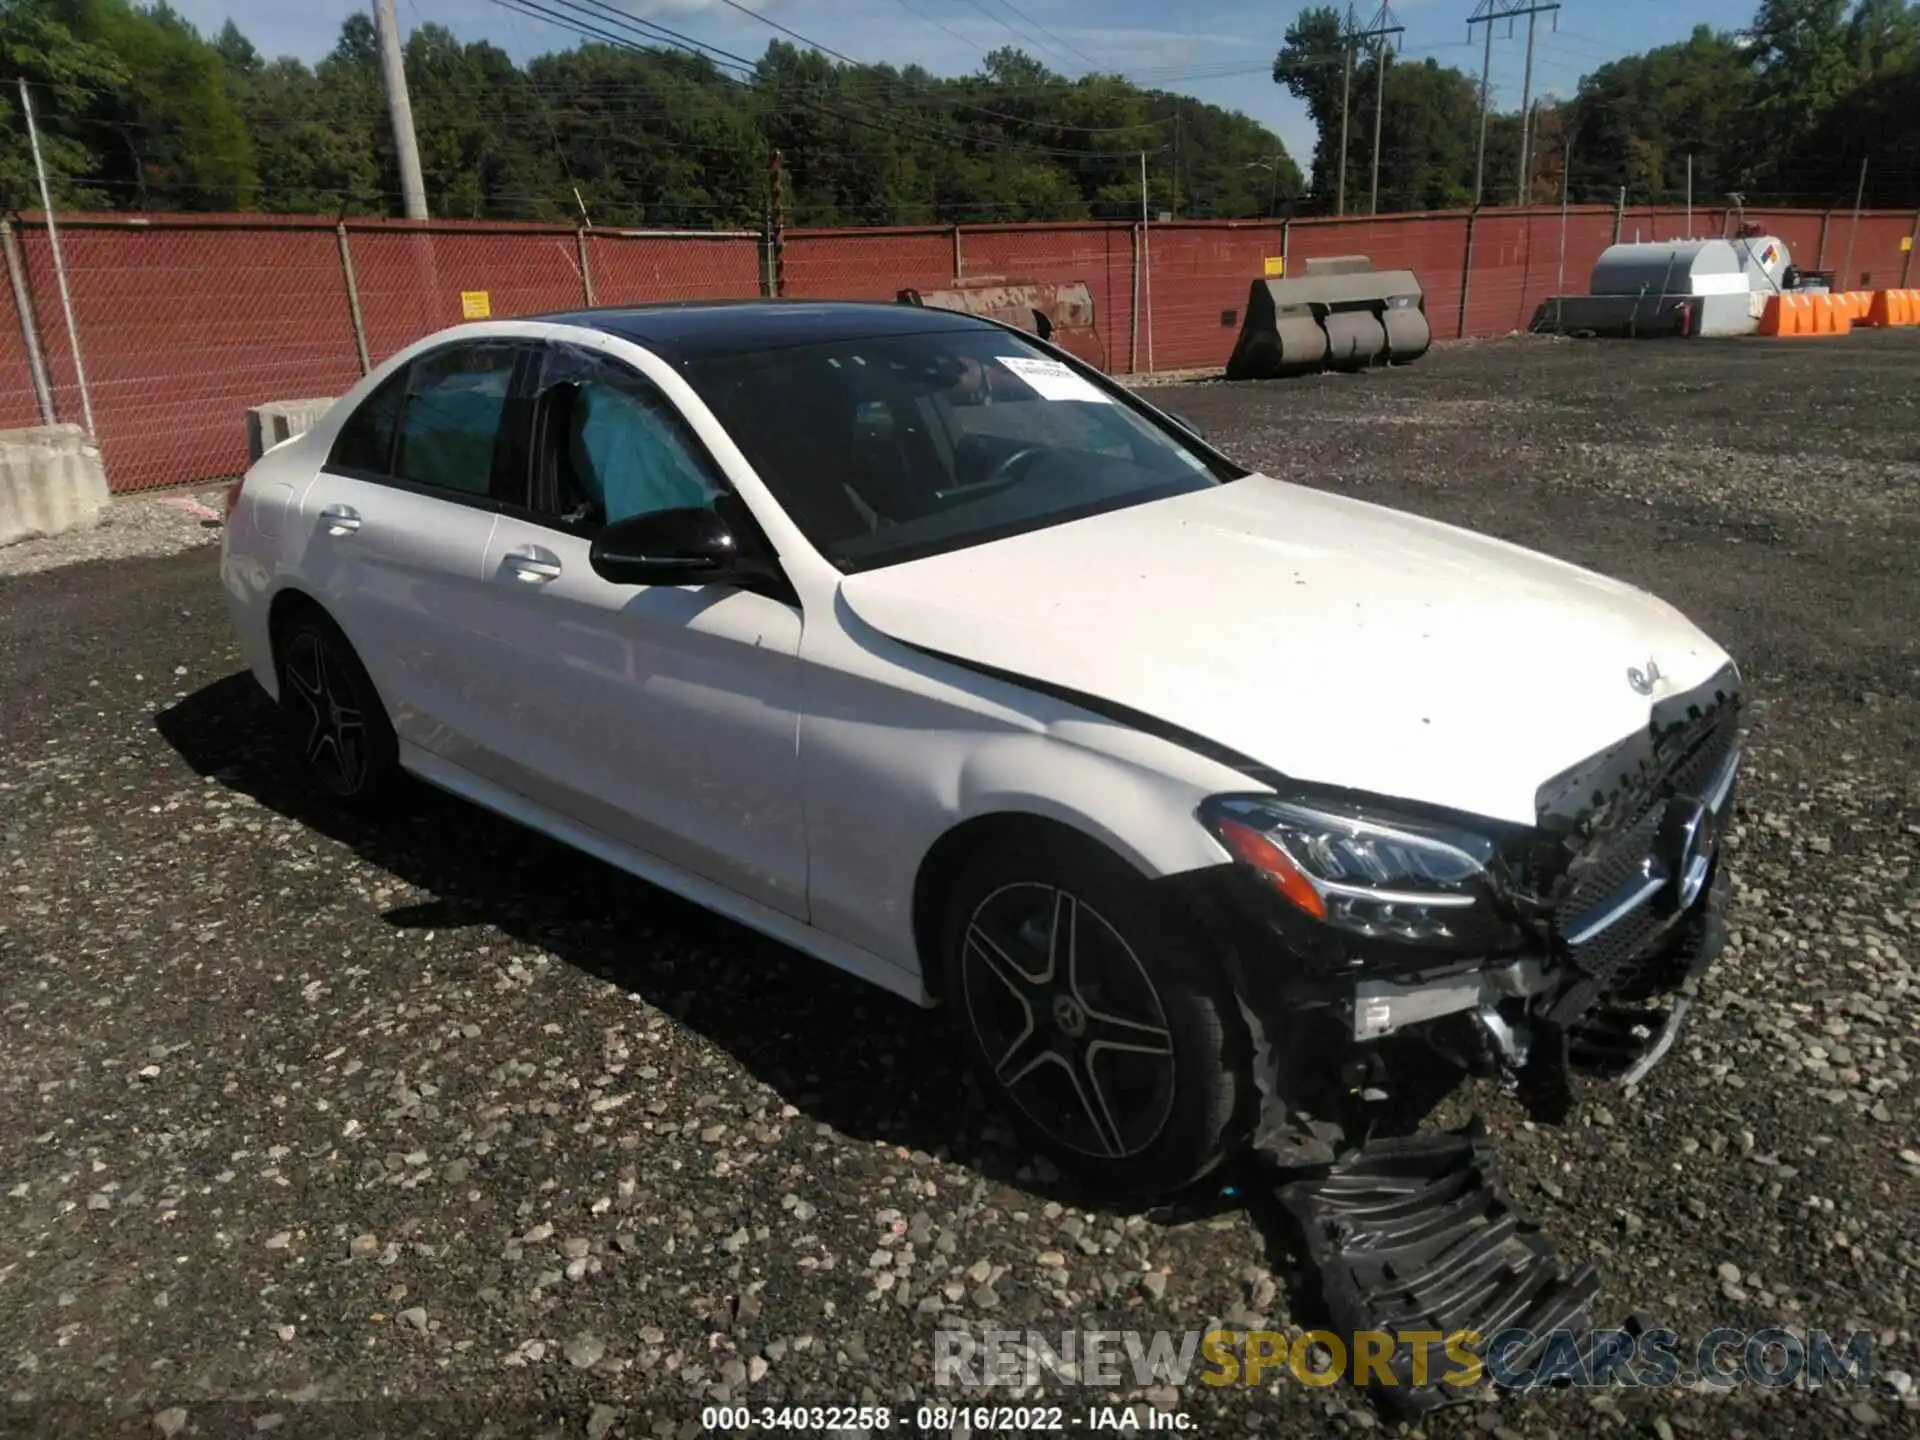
[1590,240,1753,299]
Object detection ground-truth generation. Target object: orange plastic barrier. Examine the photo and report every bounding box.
[1863,289,1919,326]
[1759,293,1802,335]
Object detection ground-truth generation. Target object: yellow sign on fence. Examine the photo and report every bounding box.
[461,290,492,319]
[1902,236,1914,253]
[1263,256,1286,277]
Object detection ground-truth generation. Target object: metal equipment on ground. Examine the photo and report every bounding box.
[897,279,1103,366]
[1531,235,1825,338]
[1226,256,1431,379]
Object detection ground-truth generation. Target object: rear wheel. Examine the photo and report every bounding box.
[274,609,398,807]
[939,830,1249,1200]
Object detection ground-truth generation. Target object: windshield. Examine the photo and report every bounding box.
[682,328,1244,572]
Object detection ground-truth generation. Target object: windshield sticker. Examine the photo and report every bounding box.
[994,355,1113,405]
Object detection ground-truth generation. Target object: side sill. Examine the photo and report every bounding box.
[397,741,934,1009]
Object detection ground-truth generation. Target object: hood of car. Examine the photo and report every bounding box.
[837,475,1734,826]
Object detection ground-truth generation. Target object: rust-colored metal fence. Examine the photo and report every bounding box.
[4,204,1917,492]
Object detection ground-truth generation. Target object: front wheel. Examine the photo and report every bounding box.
[939,831,1250,1201]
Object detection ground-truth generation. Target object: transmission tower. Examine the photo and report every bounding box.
[1336,2,1405,217]
[1466,0,1562,207]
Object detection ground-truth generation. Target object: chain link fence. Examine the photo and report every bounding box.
[5,204,1917,492]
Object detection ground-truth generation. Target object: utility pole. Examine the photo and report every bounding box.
[1516,7,1538,202]
[372,0,428,220]
[1471,13,1493,207]
[1336,7,1355,217]
[1364,2,1403,216]
[1466,0,1561,208]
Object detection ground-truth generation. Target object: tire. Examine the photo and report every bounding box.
[274,608,400,808]
[939,828,1250,1201]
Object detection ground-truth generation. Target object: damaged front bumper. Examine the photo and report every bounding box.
[1346,854,1730,1087]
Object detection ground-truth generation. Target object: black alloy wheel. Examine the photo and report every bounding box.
[959,882,1178,1161]
[941,831,1249,1199]
[275,611,398,806]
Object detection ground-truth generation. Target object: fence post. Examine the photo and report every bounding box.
[1611,187,1625,245]
[1457,209,1477,339]
[0,220,56,426]
[952,224,963,281]
[767,147,786,299]
[577,227,595,306]
[1128,222,1141,374]
[335,222,370,376]
[1815,209,1831,270]
[1280,215,1291,276]
[1904,210,1919,287]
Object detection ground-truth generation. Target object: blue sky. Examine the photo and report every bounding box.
[170,0,1757,167]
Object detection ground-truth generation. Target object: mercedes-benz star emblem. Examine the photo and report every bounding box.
[1627,659,1663,696]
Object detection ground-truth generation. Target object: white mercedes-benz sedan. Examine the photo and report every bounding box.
[222,301,1741,1197]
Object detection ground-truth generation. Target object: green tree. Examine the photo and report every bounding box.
[60,0,256,210]
[0,0,127,209]
[1568,27,1758,202]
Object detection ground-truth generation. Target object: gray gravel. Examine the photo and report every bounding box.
[1,333,1916,1437]
[0,485,227,579]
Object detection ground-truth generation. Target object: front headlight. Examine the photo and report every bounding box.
[1199,794,1500,944]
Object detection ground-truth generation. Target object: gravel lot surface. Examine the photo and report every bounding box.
[0,488,228,581]
[1,333,1916,1439]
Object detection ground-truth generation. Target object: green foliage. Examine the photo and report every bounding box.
[1569,27,1759,202]
[0,0,127,208]
[1,7,1297,225]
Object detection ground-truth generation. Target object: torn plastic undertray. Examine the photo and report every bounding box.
[1274,1126,1599,1416]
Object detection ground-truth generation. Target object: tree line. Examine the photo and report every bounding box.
[0,0,1914,232]
[1277,0,1919,212]
[0,0,1301,226]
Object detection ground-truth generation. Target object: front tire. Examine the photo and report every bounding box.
[939,829,1249,1201]
[274,609,399,807]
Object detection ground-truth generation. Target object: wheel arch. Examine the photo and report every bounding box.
[267,586,330,653]
[912,809,1168,1004]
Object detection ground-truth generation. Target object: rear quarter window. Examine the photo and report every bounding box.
[329,376,404,475]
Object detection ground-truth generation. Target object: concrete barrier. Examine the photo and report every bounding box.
[0,424,110,548]
[245,398,337,465]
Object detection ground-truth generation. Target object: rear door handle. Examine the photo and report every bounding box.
[504,547,562,583]
[319,504,361,535]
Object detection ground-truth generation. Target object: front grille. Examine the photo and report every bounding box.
[1552,806,1670,986]
[1544,694,1740,990]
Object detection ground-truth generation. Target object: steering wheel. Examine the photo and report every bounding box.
[976,444,1048,492]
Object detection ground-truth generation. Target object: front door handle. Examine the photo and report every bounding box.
[504,548,562,583]
[319,504,361,535]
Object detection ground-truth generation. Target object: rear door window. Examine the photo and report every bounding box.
[392,344,520,497]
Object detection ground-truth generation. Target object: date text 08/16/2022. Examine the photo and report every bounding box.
[699,1405,1193,1432]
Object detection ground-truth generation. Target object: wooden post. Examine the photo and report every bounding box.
[577,227,595,306]
[336,221,370,376]
[1457,209,1477,339]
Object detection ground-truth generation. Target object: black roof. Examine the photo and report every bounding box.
[536,299,993,363]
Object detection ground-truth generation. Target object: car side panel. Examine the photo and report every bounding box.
[795,598,1264,979]
[221,435,327,697]
[292,473,500,758]
[464,514,809,918]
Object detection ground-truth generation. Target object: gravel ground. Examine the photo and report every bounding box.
[1,333,1916,1439]
[0,488,228,581]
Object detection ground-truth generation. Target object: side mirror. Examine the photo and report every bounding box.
[589,507,739,586]
[1162,408,1204,438]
